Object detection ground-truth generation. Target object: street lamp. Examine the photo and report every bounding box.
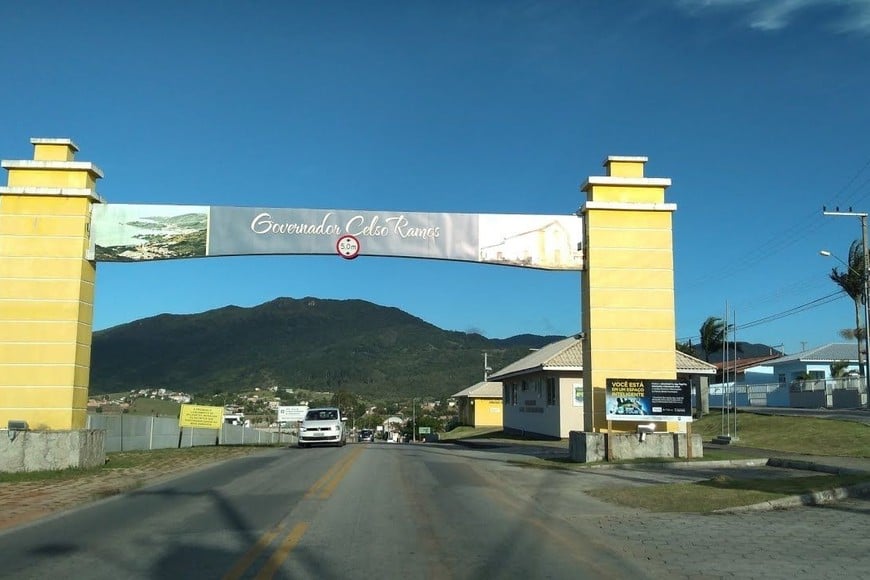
[820,249,870,387]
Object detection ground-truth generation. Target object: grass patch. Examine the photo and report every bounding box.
[104,445,269,469]
[587,473,870,513]
[127,398,182,417]
[694,412,870,457]
[699,448,759,461]
[0,465,103,484]
[438,426,503,441]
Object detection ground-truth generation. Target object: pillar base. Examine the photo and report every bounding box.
[0,429,106,473]
[568,431,702,462]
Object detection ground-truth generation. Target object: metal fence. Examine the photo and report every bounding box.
[87,413,295,453]
[709,378,868,409]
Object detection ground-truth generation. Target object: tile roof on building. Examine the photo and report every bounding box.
[713,354,781,373]
[675,350,718,374]
[769,343,858,365]
[486,336,716,381]
[451,381,503,398]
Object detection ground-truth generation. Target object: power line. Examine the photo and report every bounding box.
[677,154,870,341]
[683,153,870,291]
[677,290,846,344]
[737,291,844,330]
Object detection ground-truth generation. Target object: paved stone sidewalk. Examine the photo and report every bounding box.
[597,497,870,580]
[0,446,270,533]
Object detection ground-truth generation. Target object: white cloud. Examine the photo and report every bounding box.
[675,0,870,34]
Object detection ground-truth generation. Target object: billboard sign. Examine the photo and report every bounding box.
[277,405,308,423]
[178,404,224,429]
[605,378,692,422]
[89,204,584,270]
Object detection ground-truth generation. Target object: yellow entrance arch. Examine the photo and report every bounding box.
[0,139,101,431]
[0,138,681,469]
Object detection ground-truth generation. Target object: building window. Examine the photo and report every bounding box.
[535,379,542,398]
[521,380,528,392]
[546,378,556,406]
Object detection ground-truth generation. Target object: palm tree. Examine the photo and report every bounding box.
[830,360,851,378]
[828,239,866,375]
[699,316,725,362]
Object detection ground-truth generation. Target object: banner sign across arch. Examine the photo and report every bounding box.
[89,204,584,270]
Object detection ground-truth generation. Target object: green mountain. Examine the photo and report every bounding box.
[90,297,567,400]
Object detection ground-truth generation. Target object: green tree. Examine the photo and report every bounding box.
[830,360,851,378]
[331,390,366,426]
[356,412,385,430]
[400,413,443,440]
[828,239,866,375]
[699,316,725,362]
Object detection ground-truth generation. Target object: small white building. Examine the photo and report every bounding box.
[488,336,716,439]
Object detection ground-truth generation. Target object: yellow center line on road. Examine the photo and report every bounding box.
[254,522,309,580]
[223,446,365,579]
[221,522,286,580]
[319,446,364,499]
[304,446,361,499]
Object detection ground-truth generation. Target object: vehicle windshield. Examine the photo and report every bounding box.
[305,409,338,421]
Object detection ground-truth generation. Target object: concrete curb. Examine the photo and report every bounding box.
[712,457,870,514]
[765,457,869,476]
[714,480,870,514]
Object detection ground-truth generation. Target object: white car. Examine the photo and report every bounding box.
[298,407,346,448]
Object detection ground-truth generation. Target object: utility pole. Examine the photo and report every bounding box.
[412,398,416,443]
[823,207,870,406]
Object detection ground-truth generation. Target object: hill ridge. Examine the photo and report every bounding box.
[91,296,565,399]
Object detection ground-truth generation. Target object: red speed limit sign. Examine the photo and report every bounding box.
[336,234,361,259]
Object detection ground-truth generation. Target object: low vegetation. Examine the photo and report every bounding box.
[0,445,269,484]
[443,411,870,512]
[586,473,870,513]
[588,412,870,512]
[693,411,870,457]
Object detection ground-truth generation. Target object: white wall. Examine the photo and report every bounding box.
[558,377,584,436]
[502,371,582,438]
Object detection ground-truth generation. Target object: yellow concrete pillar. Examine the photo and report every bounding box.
[579,156,677,433]
[0,138,103,430]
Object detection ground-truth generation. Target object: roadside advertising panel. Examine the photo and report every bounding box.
[178,404,224,429]
[278,405,308,423]
[605,378,692,422]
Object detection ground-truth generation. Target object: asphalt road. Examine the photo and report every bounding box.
[0,443,649,580]
[3,442,868,579]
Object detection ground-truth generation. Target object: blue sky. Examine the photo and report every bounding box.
[2,0,870,355]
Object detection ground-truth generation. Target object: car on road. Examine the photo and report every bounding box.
[298,407,346,448]
[357,428,374,442]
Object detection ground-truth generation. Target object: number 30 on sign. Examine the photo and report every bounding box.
[336,235,361,260]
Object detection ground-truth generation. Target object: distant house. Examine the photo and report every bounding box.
[709,343,866,409]
[768,343,860,384]
[487,336,716,439]
[713,354,781,385]
[767,343,866,408]
[451,381,503,428]
[382,415,405,442]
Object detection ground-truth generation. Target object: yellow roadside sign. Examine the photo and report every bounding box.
[179,404,224,429]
